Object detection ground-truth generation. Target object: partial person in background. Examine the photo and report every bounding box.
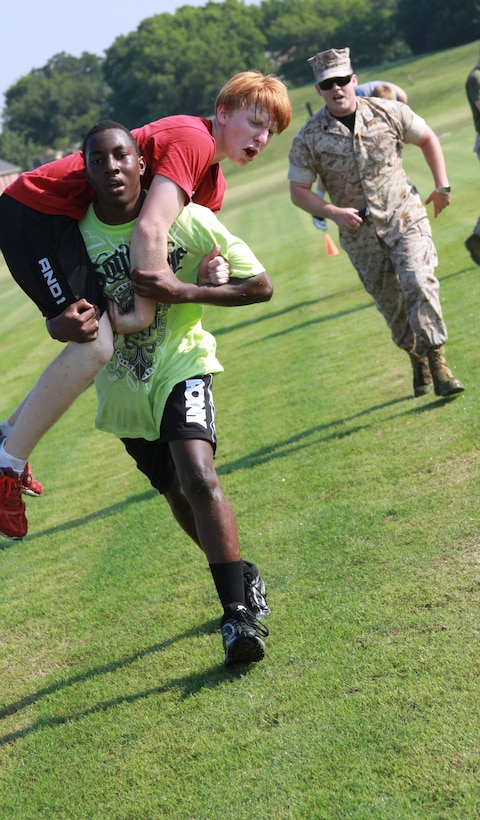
[355,80,408,102]
[289,47,464,400]
[465,47,480,265]
[312,79,407,230]
[370,84,396,100]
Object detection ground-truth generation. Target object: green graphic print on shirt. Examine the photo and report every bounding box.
[79,202,264,440]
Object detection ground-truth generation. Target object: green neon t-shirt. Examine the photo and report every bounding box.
[79,201,264,439]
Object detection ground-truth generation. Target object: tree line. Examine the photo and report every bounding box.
[1,0,478,170]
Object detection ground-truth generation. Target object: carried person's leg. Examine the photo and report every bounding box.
[0,197,112,539]
[2,312,112,463]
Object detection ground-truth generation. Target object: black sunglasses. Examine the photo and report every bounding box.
[318,75,352,91]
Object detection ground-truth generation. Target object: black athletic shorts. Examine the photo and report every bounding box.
[122,375,217,494]
[0,194,105,319]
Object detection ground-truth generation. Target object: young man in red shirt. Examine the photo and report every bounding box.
[0,71,292,542]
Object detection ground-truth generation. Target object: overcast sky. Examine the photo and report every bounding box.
[1,0,247,113]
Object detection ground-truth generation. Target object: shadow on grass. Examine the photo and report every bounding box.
[1,393,459,548]
[217,392,460,474]
[438,265,475,283]
[211,263,471,344]
[257,300,373,343]
[6,489,159,545]
[212,288,368,339]
[406,394,466,414]
[0,617,250,746]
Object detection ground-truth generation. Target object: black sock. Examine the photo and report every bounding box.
[209,560,245,610]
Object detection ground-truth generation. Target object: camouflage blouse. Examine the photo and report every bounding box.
[288,97,427,240]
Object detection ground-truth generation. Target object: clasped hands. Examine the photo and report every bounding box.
[47,246,230,342]
[131,243,229,300]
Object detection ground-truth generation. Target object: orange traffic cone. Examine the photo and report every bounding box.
[325,233,340,256]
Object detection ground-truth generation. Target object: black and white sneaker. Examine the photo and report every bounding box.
[221,604,268,666]
[243,560,271,620]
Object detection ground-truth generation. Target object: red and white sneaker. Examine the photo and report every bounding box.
[0,469,28,540]
[21,463,44,497]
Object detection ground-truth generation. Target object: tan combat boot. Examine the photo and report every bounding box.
[408,351,433,397]
[426,346,465,397]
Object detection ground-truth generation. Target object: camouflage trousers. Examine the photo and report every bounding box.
[474,134,480,236]
[340,218,447,356]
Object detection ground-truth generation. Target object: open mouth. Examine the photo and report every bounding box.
[244,147,257,160]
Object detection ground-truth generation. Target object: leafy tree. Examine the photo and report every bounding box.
[0,128,40,172]
[396,0,480,54]
[260,0,349,84]
[259,0,408,85]
[2,0,478,169]
[2,52,108,161]
[104,0,270,126]
[336,0,410,67]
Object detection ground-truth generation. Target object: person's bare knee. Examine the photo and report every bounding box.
[179,462,221,508]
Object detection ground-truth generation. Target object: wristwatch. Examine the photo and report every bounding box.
[435,186,451,194]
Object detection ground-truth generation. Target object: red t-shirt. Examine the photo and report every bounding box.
[5,116,226,219]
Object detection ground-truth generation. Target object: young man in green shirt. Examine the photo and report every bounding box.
[80,120,273,666]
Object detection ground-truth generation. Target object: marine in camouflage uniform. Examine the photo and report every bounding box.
[288,47,464,398]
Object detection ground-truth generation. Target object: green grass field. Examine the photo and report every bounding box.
[0,41,479,819]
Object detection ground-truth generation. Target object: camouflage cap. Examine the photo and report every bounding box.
[308,47,352,85]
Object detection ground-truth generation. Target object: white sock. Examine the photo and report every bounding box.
[0,440,27,474]
[0,420,14,438]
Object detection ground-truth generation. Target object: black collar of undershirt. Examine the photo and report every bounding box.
[335,111,356,133]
